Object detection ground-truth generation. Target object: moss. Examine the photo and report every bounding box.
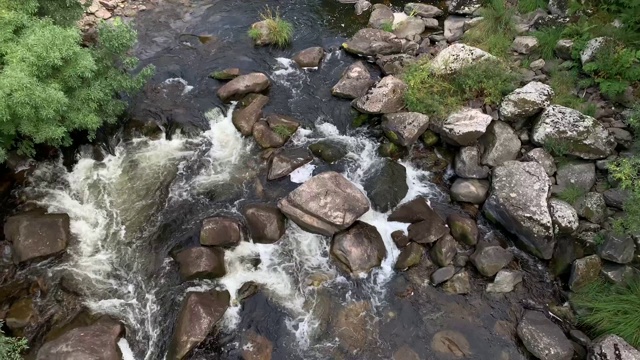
[352,113,369,127]
[385,130,399,143]
[271,125,294,138]
[421,130,439,147]
[248,27,262,41]
[380,22,394,33]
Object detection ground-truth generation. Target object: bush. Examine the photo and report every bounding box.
[583,43,640,98]
[463,0,517,57]
[0,322,28,360]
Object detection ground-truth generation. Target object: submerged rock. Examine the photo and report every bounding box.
[217,73,270,102]
[353,75,407,114]
[363,159,408,212]
[430,43,495,75]
[431,330,471,357]
[470,244,513,277]
[175,247,226,280]
[4,212,70,264]
[209,68,240,80]
[393,344,421,360]
[241,331,273,360]
[331,221,386,275]
[332,61,374,99]
[309,140,347,163]
[232,94,269,136]
[433,107,493,146]
[268,148,313,180]
[517,311,574,360]
[333,301,377,352]
[499,81,553,122]
[36,318,124,360]
[200,216,245,247]
[382,112,430,147]
[343,28,402,56]
[242,203,286,244]
[293,46,324,68]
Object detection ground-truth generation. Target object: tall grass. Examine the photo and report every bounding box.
[463,0,518,57]
[533,26,565,60]
[518,0,549,13]
[249,7,293,47]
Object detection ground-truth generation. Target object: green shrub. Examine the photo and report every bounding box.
[380,22,394,33]
[583,43,640,98]
[0,322,28,360]
[518,0,549,13]
[557,185,585,204]
[251,7,293,47]
[533,26,565,60]
[547,68,596,115]
[463,0,517,57]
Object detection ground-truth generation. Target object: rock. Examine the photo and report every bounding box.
[394,17,425,39]
[444,16,466,42]
[253,120,286,148]
[555,160,596,193]
[470,244,513,277]
[486,270,523,293]
[601,263,640,284]
[499,81,554,121]
[175,247,226,281]
[450,178,489,204]
[522,148,556,176]
[549,198,579,235]
[589,335,640,360]
[430,43,495,75]
[447,0,482,14]
[454,146,490,179]
[376,53,417,76]
[568,255,601,290]
[363,159,408,212]
[609,127,634,148]
[404,3,444,17]
[5,298,36,333]
[517,310,574,360]
[248,20,272,46]
[168,290,230,360]
[478,121,521,167]
[388,197,438,223]
[550,236,579,277]
[603,188,628,210]
[353,76,407,114]
[530,58,546,71]
[392,230,409,248]
[447,214,478,246]
[232,94,270,136]
[4,212,70,264]
[394,242,423,270]
[332,61,374,99]
[433,107,493,146]
[268,148,313,180]
[343,28,402,56]
[431,265,456,285]
[309,140,347,163]
[293,46,324,68]
[574,192,607,224]
[334,301,376,352]
[95,8,112,20]
[217,73,270,102]
[278,172,369,236]
[423,18,439,29]
[580,37,609,66]
[242,203,286,244]
[555,39,574,60]
[382,112,430,146]
[548,0,569,16]
[442,271,471,294]
[407,215,449,244]
[368,3,394,29]
[355,0,372,15]
[242,331,273,360]
[266,114,300,139]
[210,68,240,80]
[569,330,591,348]
[36,318,124,360]
[200,217,245,247]
[431,234,457,267]
[379,142,407,159]
[432,330,471,357]
[483,161,554,259]
[393,344,420,360]
[598,233,635,264]
[512,36,539,54]
[532,105,616,160]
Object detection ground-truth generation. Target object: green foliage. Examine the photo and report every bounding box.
[557,185,585,204]
[533,26,565,60]
[572,280,640,347]
[352,113,369,127]
[247,27,262,41]
[0,322,28,360]
[543,137,572,157]
[547,67,596,115]
[380,22,394,33]
[254,7,293,47]
[518,0,548,13]
[272,125,293,138]
[593,232,606,245]
[463,0,517,57]
[583,43,640,98]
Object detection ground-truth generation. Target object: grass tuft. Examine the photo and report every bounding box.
[271,125,294,138]
[518,0,549,13]
[533,26,565,60]
[248,27,262,41]
[249,7,293,47]
[557,185,585,204]
[463,0,518,57]
[380,22,394,32]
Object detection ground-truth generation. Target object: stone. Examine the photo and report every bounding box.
[555,160,596,193]
[486,270,523,293]
[450,178,489,204]
[423,18,439,29]
[499,81,554,121]
[432,107,493,146]
[454,146,489,179]
[432,330,471,357]
[442,271,471,294]
[447,0,482,15]
[4,212,70,264]
[363,159,408,212]
[334,301,376,352]
[393,344,420,360]
[368,3,394,29]
[394,17,426,39]
[568,255,601,291]
[580,37,609,66]
[478,121,521,167]
[394,242,423,270]
[391,230,409,248]
[431,265,456,285]
[549,236,579,277]
[355,0,372,15]
[95,8,112,20]
[376,54,417,76]
[268,148,313,180]
[266,114,300,139]
[217,73,270,102]
[175,247,226,281]
[253,120,286,148]
[430,43,495,75]
[574,192,607,224]
[569,330,591,348]
[293,46,324,68]
[470,244,513,277]
[168,290,230,360]
[382,112,430,147]
[249,20,274,46]
[388,197,439,223]
[343,28,402,56]
[447,214,478,246]
[210,68,240,80]
[483,161,554,259]
[309,140,347,163]
[353,76,407,114]
[555,39,574,60]
[404,3,444,18]
[522,148,557,176]
[548,0,570,16]
[332,61,374,99]
[278,172,369,236]
[532,105,616,160]
[232,94,269,136]
[517,310,574,360]
[549,198,579,235]
[430,234,457,267]
[241,331,273,360]
[601,263,640,284]
[512,36,539,54]
[242,203,286,244]
[5,298,36,332]
[598,233,635,264]
[200,217,244,247]
[36,318,124,360]
[589,335,640,360]
[331,222,387,275]
[603,188,628,210]
[530,58,546,71]
[444,16,466,42]
[609,127,634,147]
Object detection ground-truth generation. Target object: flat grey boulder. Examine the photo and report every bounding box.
[175,247,226,281]
[433,107,492,146]
[522,148,556,176]
[470,243,513,277]
[517,311,574,360]
[451,178,489,204]
[589,335,640,359]
[368,3,394,29]
[242,203,286,244]
[36,318,124,360]
[343,28,402,56]
[512,36,539,54]
[404,3,444,17]
[532,105,616,160]
[332,61,374,99]
[217,73,270,102]
[548,198,579,235]
[382,112,430,146]
[353,75,407,114]
[499,81,554,121]
[555,160,595,193]
[444,16,466,42]
[479,121,521,167]
[331,221,387,275]
[268,148,313,180]
[574,192,607,224]
[293,46,324,68]
[278,172,370,236]
[430,43,495,75]
[455,146,489,179]
[393,17,426,39]
[4,212,70,264]
[483,161,554,259]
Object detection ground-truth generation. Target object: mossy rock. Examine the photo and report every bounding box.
[421,130,439,147]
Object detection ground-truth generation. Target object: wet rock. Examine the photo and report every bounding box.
[555,160,595,193]
[431,330,471,357]
[266,114,300,138]
[395,242,423,270]
[432,107,492,146]
[175,247,226,281]
[407,218,448,244]
[210,68,240,80]
[379,142,408,159]
[478,121,521,167]
[36,318,124,360]
[392,230,409,248]
[331,221,387,275]
[343,28,402,56]
[447,214,478,246]
[430,43,495,75]
[580,37,609,66]
[431,265,456,285]
[334,301,376,352]
[454,146,490,179]
[309,140,347,163]
[393,344,420,360]
[486,270,523,293]
[363,159,408,212]
[376,53,417,76]
[293,46,324,68]
[568,255,601,290]
[278,171,369,236]
[549,198,579,235]
[388,197,438,223]
[517,310,574,360]
[200,217,245,247]
[601,263,640,284]
[431,234,457,267]
[532,105,616,160]
[574,192,607,224]
[598,233,635,264]
[355,0,372,15]
[5,298,36,334]
[382,112,430,147]
[353,75,407,114]
[512,36,539,54]
[499,81,553,122]
[4,212,70,264]
[444,16,466,42]
[471,244,513,277]
[253,120,286,149]
[242,331,273,360]
[602,188,628,210]
[394,17,425,39]
[442,271,471,294]
[368,3,394,29]
[243,203,286,244]
[268,148,313,180]
[332,61,374,99]
[217,73,270,102]
[555,39,574,60]
[404,3,444,18]
[483,161,554,259]
[522,148,556,176]
[451,178,489,204]
[232,94,269,136]
[550,236,579,277]
[589,335,640,360]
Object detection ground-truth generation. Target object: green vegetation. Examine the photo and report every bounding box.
[557,185,585,204]
[533,27,564,60]
[582,43,640,98]
[572,280,640,347]
[518,0,548,13]
[0,322,27,360]
[250,7,293,47]
[247,27,262,41]
[0,0,154,162]
[593,232,606,245]
[380,22,394,33]
[543,137,571,157]
[547,67,596,116]
[271,125,294,138]
[463,0,517,57]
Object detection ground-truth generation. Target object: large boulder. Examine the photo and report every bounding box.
[331,221,387,275]
[483,161,554,259]
[430,44,495,75]
[36,318,124,360]
[470,244,513,277]
[332,61,374,99]
[451,178,489,204]
[232,94,270,136]
[589,335,640,359]
[404,3,443,17]
[168,290,230,360]
[278,172,370,236]
[532,105,616,160]
[499,81,554,122]
[200,217,245,247]
[368,3,394,29]
[242,203,286,244]
[363,159,408,212]
[382,112,430,146]
[555,160,595,193]
[394,17,426,39]
[293,46,324,68]
[522,148,557,176]
[353,76,407,114]
[568,255,601,290]
[4,212,70,264]
[479,121,521,167]
[454,146,490,179]
[598,233,635,264]
[432,107,493,146]
[388,197,440,224]
[174,247,226,281]
[343,28,402,56]
[517,311,574,360]
[268,148,313,180]
[217,73,270,102]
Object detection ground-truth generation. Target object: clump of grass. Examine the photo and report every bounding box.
[518,0,549,13]
[557,185,585,204]
[533,26,565,60]
[249,7,293,47]
[544,137,572,157]
[572,280,640,348]
[547,67,597,115]
[248,27,262,41]
[593,232,606,246]
[380,22,394,32]
[463,0,518,57]
[271,125,294,138]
